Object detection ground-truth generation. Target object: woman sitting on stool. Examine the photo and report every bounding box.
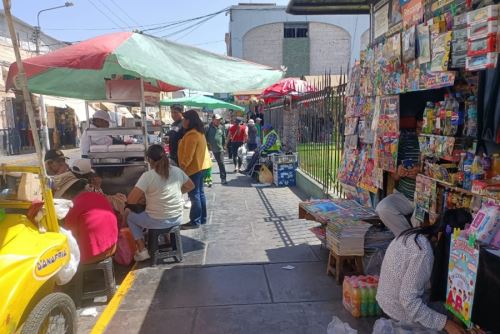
[126,144,194,262]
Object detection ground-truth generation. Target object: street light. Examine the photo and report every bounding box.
[33,1,73,151]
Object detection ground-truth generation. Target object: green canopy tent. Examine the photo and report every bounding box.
[160,95,245,111]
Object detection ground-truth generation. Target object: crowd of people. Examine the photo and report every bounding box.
[46,106,281,264]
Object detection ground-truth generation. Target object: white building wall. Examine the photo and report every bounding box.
[309,22,351,75]
[228,4,369,66]
[243,23,283,69]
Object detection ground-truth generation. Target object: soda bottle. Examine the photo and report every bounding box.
[463,153,474,190]
[360,282,368,317]
[492,153,500,177]
[351,280,361,317]
[450,94,460,136]
[444,95,453,136]
[367,283,377,316]
[422,102,434,134]
[471,155,484,181]
[465,96,477,137]
[456,152,466,187]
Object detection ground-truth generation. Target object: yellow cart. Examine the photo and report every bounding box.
[0,165,76,333]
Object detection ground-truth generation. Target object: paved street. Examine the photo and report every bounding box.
[100,159,374,334]
[0,148,80,165]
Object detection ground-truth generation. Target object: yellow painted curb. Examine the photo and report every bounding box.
[90,263,137,334]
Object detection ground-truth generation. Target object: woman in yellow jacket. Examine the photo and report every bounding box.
[178,109,212,228]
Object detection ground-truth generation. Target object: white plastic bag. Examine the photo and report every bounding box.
[372,318,440,334]
[326,316,357,334]
[53,198,73,220]
[56,227,80,285]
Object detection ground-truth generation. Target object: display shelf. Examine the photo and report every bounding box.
[418,174,498,201]
[85,127,144,136]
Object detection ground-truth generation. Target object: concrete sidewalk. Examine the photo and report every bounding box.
[99,159,375,334]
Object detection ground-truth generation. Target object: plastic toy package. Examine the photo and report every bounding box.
[431,31,453,72]
[417,23,431,64]
[466,52,498,71]
[467,34,498,56]
[466,4,499,25]
[467,20,498,39]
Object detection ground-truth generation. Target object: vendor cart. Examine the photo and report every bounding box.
[0,165,76,333]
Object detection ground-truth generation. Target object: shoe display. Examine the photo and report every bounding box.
[134,249,151,262]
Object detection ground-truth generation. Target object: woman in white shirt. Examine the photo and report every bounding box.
[376,209,467,334]
[127,144,194,261]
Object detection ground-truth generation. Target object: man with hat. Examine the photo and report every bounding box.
[44,149,70,176]
[206,114,227,184]
[167,104,185,166]
[80,110,114,158]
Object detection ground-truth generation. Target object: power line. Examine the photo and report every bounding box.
[87,0,124,29]
[96,0,130,28]
[142,7,229,33]
[173,16,215,41]
[109,0,141,26]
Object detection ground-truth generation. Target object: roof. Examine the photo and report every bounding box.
[286,0,371,15]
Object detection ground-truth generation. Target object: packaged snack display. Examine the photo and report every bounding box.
[343,275,382,318]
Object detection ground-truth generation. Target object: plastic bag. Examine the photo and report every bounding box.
[56,227,80,285]
[468,204,499,244]
[372,318,440,334]
[53,198,73,220]
[326,316,357,334]
[114,228,136,266]
[258,165,273,184]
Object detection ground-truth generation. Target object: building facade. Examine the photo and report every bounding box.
[0,10,68,155]
[226,3,369,77]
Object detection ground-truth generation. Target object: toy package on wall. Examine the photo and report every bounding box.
[358,145,383,193]
[338,149,362,186]
[403,25,417,62]
[377,95,400,137]
[382,33,403,94]
[445,233,479,327]
[345,117,359,135]
[376,136,399,172]
[418,134,455,158]
[431,31,453,72]
[414,174,434,222]
[417,23,431,64]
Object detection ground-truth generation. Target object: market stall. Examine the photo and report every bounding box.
[297,1,500,331]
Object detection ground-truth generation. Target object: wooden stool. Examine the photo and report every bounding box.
[326,250,364,284]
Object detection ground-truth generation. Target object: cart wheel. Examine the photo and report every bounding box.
[21,292,76,334]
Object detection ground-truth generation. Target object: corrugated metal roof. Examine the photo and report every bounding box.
[287,0,371,15]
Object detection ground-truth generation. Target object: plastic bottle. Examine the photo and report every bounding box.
[444,94,454,136]
[471,155,484,182]
[360,282,368,317]
[366,282,377,316]
[422,102,434,134]
[492,153,500,177]
[450,94,460,136]
[465,96,477,137]
[456,152,466,187]
[351,280,361,317]
[463,153,474,190]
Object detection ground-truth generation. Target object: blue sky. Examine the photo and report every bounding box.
[6,0,290,54]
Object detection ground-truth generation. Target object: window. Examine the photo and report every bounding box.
[284,23,308,39]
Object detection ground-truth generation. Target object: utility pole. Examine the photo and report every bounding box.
[3,0,45,171]
[34,2,74,152]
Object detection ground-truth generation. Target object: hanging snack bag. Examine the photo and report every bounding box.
[468,204,500,244]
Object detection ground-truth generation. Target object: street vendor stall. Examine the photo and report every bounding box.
[292,0,500,331]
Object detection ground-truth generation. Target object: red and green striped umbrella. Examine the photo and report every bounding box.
[6,32,283,100]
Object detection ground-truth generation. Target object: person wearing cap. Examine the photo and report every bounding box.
[205,114,227,185]
[79,110,113,157]
[227,117,248,172]
[167,104,185,165]
[247,119,258,151]
[44,149,70,176]
[242,124,282,175]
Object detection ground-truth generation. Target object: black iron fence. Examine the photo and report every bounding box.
[264,74,347,196]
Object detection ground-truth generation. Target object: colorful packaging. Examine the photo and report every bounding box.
[468,204,500,244]
[466,4,499,25]
[467,20,498,39]
[467,34,498,56]
[466,52,498,71]
[491,227,500,248]
[343,275,382,318]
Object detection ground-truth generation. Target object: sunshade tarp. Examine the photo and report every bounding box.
[160,95,245,111]
[6,32,283,100]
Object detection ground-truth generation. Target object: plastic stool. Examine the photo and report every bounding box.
[147,225,183,266]
[73,257,116,307]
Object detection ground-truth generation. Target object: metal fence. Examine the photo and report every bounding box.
[294,74,347,195]
[263,103,284,141]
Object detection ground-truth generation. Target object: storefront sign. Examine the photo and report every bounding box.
[374,2,390,39]
[401,0,424,28]
[446,235,479,327]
